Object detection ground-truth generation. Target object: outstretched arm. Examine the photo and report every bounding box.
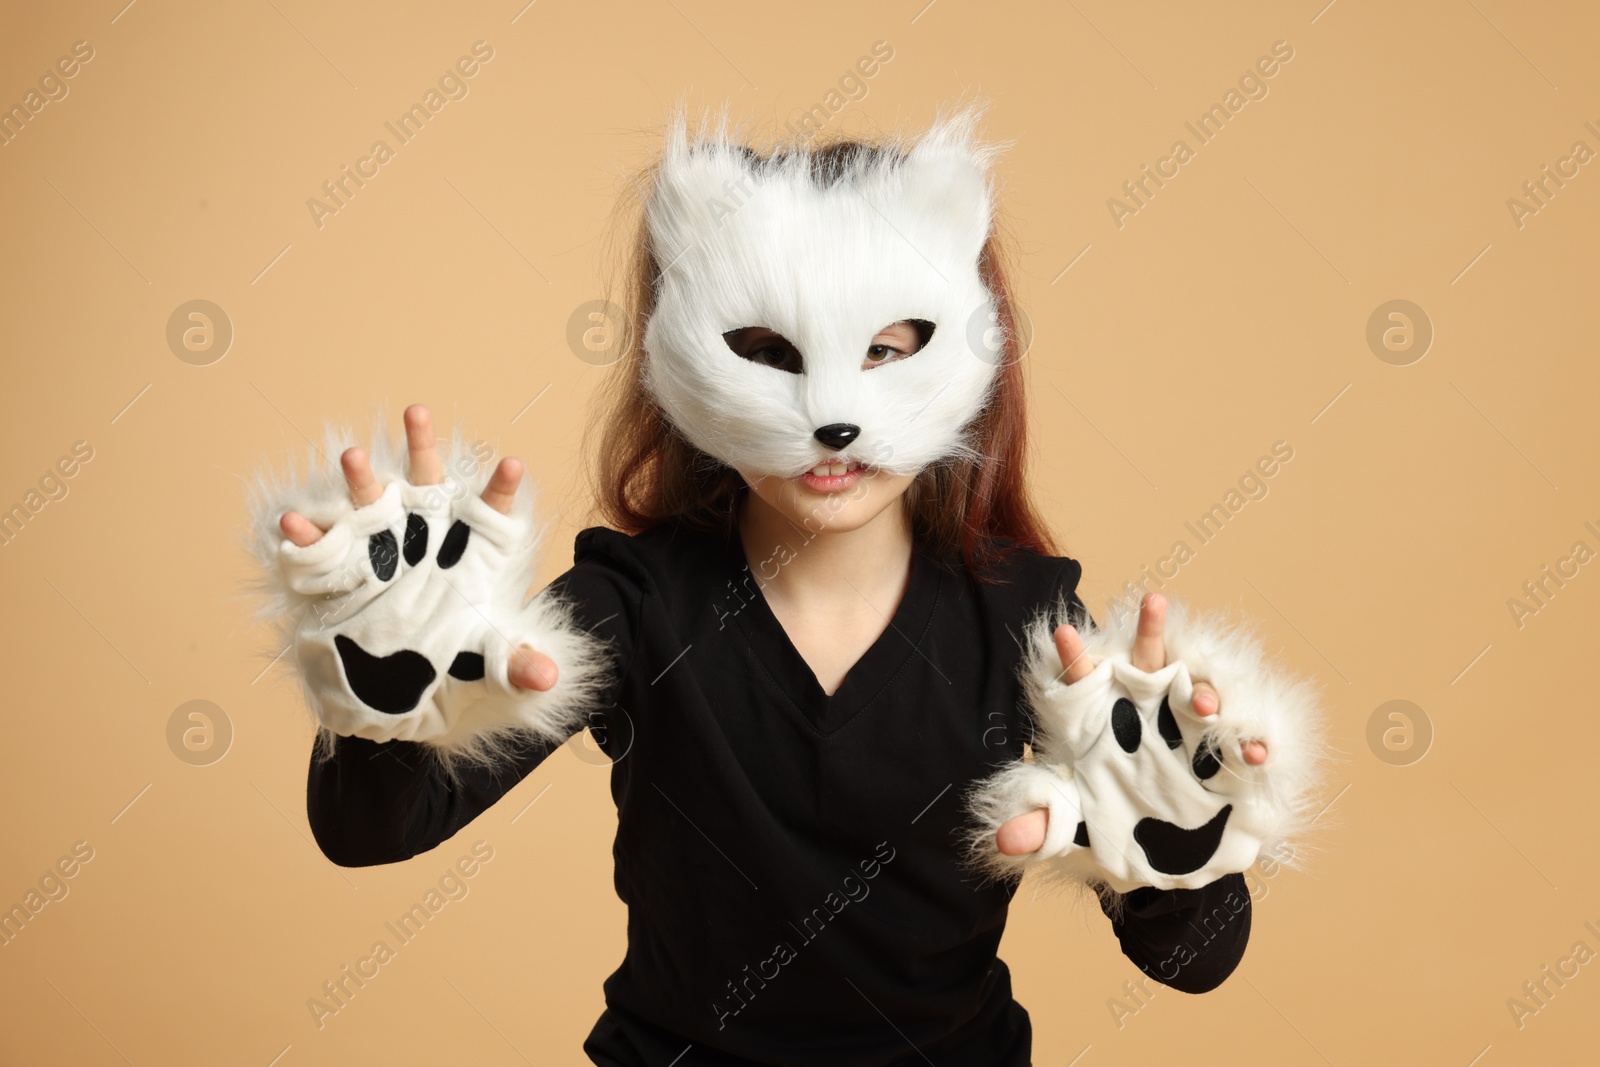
[303,550,633,867]
[251,404,628,866]
[970,587,1330,992]
[996,594,1260,991]
[306,730,567,867]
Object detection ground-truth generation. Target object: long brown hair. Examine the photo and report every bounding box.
[582,131,1058,580]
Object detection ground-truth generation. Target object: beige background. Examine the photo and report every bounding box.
[2,0,1597,1063]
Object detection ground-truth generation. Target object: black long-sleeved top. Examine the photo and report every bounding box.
[306,520,1250,1065]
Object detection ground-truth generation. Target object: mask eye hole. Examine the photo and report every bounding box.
[863,319,935,370]
[723,327,804,374]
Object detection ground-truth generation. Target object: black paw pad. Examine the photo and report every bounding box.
[1111,698,1141,753]
[404,513,428,566]
[368,530,399,581]
[1156,696,1183,749]
[437,520,470,569]
[1133,804,1232,875]
[1192,738,1223,780]
[448,651,485,681]
[335,635,436,714]
[1073,820,1091,848]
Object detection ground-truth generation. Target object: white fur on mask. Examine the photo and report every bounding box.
[640,103,1007,478]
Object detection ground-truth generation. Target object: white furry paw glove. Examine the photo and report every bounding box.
[968,596,1331,894]
[249,416,607,766]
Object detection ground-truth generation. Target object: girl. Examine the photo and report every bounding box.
[256,105,1324,1065]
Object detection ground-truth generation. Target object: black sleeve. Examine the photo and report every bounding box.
[1099,873,1252,993]
[306,732,566,867]
[305,533,643,868]
[1054,556,1090,632]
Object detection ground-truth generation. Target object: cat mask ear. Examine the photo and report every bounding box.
[639,102,1010,480]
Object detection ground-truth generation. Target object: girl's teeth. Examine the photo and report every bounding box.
[809,462,859,477]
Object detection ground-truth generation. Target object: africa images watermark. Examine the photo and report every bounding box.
[1505,913,1600,1031]
[305,41,496,230]
[711,840,898,1031]
[1106,39,1296,229]
[1108,840,1293,1029]
[711,452,895,631]
[1505,118,1600,230]
[1504,518,1600,631]
[1103,440,1296,614]
[781,40,896,140]
[0,39,95,149]
[1,440,95,548]
[0,840,96,949]
[306,840,495,1029]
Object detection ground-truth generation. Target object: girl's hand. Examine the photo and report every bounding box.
[277,403,559,693]
[994,593,1266,856]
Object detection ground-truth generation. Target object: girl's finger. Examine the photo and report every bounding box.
[1188,682,1265,762]
[280,510,325,547]
[404,404,444,486]
[1131,592,1167,672]
[342,447,383,507]
[508,646,559,691]
[1053,624,1095,684]
[995,808,1048,856]
[481,456,522,516]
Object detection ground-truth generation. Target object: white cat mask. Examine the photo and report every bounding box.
[640,107,1006,478]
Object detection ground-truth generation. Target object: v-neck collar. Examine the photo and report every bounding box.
[724,529,944,737]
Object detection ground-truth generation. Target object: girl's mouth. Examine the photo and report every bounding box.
[797,460,868,493]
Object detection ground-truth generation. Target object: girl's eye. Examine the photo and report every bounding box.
[723,327,803,374]
[862,318,936,371]
[753,345,798,368]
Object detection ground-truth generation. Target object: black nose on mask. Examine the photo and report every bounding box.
[813,423,861,451]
